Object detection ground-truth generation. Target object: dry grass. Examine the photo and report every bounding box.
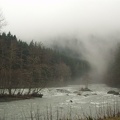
[0,100,119,120]
[103,117,120,120]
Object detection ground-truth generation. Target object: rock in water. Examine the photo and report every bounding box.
[80,87,91,91]
[107,90,119,95]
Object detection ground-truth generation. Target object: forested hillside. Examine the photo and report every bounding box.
[105,44,120,88]
[0,32,90,95]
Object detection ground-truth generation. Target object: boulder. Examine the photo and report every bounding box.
[107,90,119,95]
[80,87,91,91]
[31,92,43,98]
[84,94,89,97]
[56,89,70,93]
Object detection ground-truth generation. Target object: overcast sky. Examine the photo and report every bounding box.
[0,0,120,42]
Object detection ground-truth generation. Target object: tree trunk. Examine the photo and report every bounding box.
[8,88,12,96]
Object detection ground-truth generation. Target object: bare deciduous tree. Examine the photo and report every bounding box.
[0,10,6,32]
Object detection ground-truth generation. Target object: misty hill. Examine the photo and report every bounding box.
[50,37,120,88]
[105,44,120,88]
[50,38,84,60]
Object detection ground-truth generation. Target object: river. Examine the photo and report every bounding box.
[0,84,120,120]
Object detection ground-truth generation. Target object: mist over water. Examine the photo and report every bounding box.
[48,33,120,83]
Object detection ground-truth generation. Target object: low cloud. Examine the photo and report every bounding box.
[49,33,120,83]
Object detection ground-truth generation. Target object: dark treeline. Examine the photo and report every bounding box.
[0,32,90,95]
[105,44,120,88]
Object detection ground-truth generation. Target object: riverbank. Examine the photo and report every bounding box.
[0,93,43,102]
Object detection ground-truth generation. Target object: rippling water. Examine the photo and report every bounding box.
[0,84,120,120]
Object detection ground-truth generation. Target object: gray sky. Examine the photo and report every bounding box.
[0,0,120,42]
[1,0,120,82]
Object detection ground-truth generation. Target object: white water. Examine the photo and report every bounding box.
[0,84,120,119]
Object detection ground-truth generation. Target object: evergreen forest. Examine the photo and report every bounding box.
[0,32,90,95]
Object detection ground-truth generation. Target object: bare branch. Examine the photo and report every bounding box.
[0,10,7,31]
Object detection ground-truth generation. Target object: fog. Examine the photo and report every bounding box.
[0,0,120,41]
[49,34,120,83]
[1,0,120,83]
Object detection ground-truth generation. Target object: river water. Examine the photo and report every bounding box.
[0,84,120,120]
